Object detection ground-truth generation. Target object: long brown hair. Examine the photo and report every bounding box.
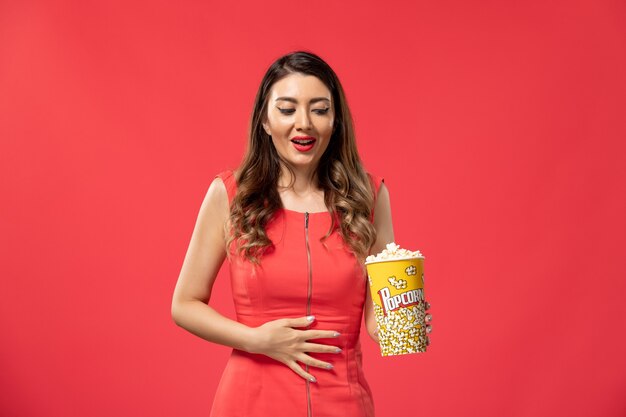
[226,50,376,264]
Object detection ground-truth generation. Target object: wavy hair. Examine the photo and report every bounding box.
[225,50,376,264]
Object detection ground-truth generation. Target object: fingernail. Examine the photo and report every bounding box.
[326,364,334,369]
[306,315,315,322]
[335,347,342,353]
[333,332,340,337]
[309,376,316,382]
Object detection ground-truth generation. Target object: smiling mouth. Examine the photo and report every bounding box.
[290,136,317,152]
[290,137,316,145]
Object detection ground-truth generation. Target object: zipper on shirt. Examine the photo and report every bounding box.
[304,211,312,417]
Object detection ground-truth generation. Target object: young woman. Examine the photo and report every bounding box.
[171,50,432,417]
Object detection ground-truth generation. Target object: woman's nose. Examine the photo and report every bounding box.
[295,109,312,130]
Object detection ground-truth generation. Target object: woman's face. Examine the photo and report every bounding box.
[262,73,335,173]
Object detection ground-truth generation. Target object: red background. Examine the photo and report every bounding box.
[1,1,625,416]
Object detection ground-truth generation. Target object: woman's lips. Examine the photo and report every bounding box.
[290,136,316,152]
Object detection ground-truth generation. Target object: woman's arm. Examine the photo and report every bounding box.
[172,177,341,382]
[170,177,256,352]
[364,182,395,343]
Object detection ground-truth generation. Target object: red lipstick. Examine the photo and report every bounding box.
[290,136,316,152]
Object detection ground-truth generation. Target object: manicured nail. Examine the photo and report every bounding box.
[326,364,334,369]
[306,315,315,321]
[335,348,342,353]
[333,332,340,337]
[309,376,316,382]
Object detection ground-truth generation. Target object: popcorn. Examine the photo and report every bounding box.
[374,304,429,356]
[365,242,424,264]
[365,243,428,356]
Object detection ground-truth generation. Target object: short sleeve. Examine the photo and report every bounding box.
[215,169,237,206]
[367,172,385,222]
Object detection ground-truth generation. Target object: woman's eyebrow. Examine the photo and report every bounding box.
[275,97,331,104]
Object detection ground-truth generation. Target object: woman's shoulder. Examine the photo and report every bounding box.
[365,171,385,200]
[214,168,238,205]
[364,171,386,223]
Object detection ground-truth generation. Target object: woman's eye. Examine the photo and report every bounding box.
[277,108,329,115]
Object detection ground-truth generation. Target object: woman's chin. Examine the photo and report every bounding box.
[284,155,319,169]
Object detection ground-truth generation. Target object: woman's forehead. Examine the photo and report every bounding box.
[269,74,332,103]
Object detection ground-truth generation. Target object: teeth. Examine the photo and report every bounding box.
[292,139,314,145]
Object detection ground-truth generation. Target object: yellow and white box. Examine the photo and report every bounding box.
[365,243,428,356]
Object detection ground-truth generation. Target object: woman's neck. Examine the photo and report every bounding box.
[276,164,327,212]
[277,164,320,195]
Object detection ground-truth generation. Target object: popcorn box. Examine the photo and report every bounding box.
[365,244,428,356]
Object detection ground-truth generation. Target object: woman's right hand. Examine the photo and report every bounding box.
[247,315,342,383]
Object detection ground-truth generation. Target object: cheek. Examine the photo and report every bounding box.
[327,115,335,132]
[271,137,282,151]
[266,112,286,131]
[317,118,333,135]
[271,120,291,134]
